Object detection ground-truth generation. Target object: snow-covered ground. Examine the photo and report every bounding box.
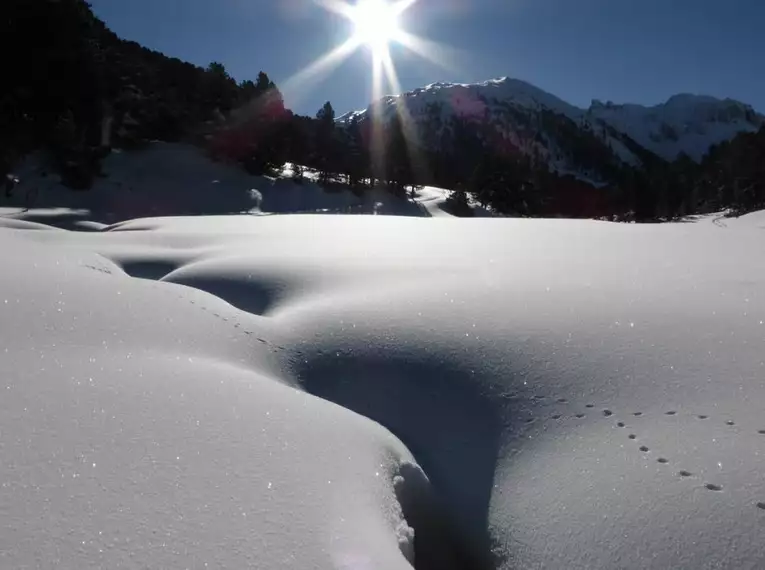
[2,145,765,568]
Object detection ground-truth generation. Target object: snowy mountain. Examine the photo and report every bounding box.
[587,94,763,161]
[337,77,581,124]
[338,77,764,180]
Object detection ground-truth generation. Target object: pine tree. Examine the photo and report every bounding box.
[207,62,228,78]
[240,80,258,104]
[256,72,274,95]
[445,186,473,217]
[344,117,367,190]
[384,111,414,196]
[315,102,336,184]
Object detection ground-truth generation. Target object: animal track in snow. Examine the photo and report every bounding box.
[82,264,113,275]
[164,276,765,513]
[178,295,765,509]
[174,291,291,357]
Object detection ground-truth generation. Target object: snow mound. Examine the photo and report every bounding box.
[0,227,436,570]
[3,211,765,568]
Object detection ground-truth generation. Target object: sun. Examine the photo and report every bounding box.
[282,0,458,112]
[349,0,403,54]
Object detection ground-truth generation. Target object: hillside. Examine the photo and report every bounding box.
[334,77,765,220]
[1,0,283,188]
[1,143,468,226]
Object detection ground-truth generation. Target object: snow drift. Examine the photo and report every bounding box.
[2,206,765,568]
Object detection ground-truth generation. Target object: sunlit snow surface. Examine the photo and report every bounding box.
[2,206,765,569]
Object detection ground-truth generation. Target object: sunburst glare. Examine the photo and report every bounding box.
[282,0,456,106]
[349,0,405,54]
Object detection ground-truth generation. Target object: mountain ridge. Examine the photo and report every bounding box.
[337,76,764,166]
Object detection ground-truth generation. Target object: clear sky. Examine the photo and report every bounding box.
[88,0,765,117]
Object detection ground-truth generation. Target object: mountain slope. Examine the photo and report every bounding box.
[339,78,638,185]
[338,77,763,182]
[588,94,763,160]
[338,77,581,124]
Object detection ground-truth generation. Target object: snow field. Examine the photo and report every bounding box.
[3,210,765,567]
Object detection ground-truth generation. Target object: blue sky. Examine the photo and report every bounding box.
[89,0,765,116]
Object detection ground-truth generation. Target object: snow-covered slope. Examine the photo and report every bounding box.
[588,94,764,160]
[3,206,765,568]
[339,77,763,171]
[4,143,444,226]
[338,77,581,124]
[339,77,633,183]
